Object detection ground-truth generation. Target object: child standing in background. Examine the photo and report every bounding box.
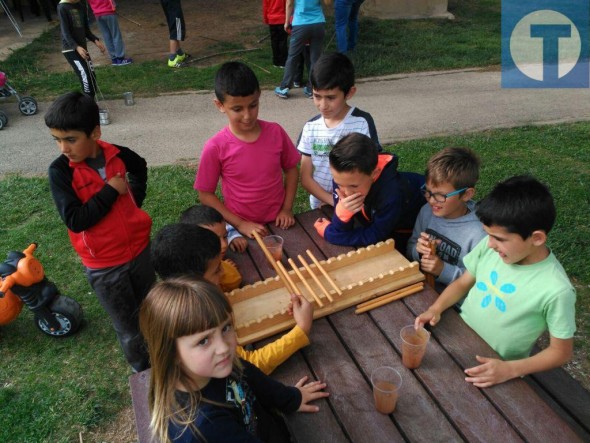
[263,0,289,68]
[87,0,133,66]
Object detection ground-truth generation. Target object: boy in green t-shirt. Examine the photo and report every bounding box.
[415,175,576,387]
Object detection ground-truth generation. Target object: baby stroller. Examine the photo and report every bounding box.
[0,71,38,130]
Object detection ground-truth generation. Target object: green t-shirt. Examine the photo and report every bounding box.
[460,237,576,360]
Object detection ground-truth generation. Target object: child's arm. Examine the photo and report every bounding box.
[284,0,294,31]
[300,155,333,207]
[199,191,267,238]
[275,166,298,229]
[117,146,148,207]
[464,336,573,388]
[415,271,476,329]
[236,294,312,374]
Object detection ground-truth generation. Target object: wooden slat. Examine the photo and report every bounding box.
[129,369,156,443]
[330,306,462,442]
[403,290,584,442]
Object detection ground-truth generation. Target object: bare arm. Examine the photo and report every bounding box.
[285,0,294,30]
[300,156,333,206]
[464,335,573,387]
[199,191,266,238]
[276,166,299,229]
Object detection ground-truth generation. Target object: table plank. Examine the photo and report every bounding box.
[330,306,463,442]
[296,210,354,259]
[403,291,584,442]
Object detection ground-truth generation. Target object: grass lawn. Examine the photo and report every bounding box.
[1,122,589,442]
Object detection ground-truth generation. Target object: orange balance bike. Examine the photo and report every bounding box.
[0,243,83,337]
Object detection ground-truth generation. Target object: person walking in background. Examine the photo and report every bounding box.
[87,0,133,66]
[334,0,365,53]
[160,0,188,67]
[263,0,289,68]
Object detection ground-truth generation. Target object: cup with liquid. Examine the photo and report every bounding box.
[370,366,402,414]
[400,325,430,369]
[262,235,284,261]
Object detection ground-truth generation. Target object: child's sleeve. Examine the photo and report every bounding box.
[117,146,148,207]
[236,326,310,375]
[194,140,222,192]
[242,360,302,413]
[48,159,119,233]
[279,125,301,170]
[362,111,382,151]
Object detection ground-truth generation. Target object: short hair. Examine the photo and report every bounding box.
[476,175,556,239]
[214,61,260,102]
[179,205,224,226]
[426,147,481,189]
[310,52,355,95]
[139,277,240,443]
[44,91,99,136]
[329,132,378,175]
[151,223,221,279]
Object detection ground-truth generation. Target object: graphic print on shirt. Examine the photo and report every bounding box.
[226,377,256,432]
[475,270,516,312]
[425,229,460,265]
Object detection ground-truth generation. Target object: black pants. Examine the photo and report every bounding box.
[85,246,156,372]
[269,24,288,66]
[63,50,97,99]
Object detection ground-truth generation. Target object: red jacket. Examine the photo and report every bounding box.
[263,0,286,25]
[48,140,152,268]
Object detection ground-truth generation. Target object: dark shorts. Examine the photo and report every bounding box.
[160,0,185,41]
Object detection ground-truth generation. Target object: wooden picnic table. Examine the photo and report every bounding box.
[130,208,590,443]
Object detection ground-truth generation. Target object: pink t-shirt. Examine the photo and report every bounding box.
[194,120,301,224]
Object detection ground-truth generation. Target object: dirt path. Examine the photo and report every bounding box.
[42,0,263,72]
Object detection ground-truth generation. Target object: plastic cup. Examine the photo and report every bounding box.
[370,366,402,414]
[262,235,283,261]
[400,325,431,369]
[123,91,134,106]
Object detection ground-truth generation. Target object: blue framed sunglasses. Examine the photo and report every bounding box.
[421,184,468,203]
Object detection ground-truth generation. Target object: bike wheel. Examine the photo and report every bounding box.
[0,111,7,129]
[18,96,37,115]
[35,295,83,337]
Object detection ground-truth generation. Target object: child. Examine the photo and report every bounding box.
[314,132,424,250]
[407,147,486,290]
[263,0,289,68]
[45,92,155,372]
[274,0,331,99]
[195,62,300,252]
[298,52,381,209]
[87,0,133,66]
[179,204,242,291]
[334,0,365,53]
[57,0,107,99]
[160,0,188,67]
[139,277,328,443]
[151,223,313,375]
[415,176,576,387]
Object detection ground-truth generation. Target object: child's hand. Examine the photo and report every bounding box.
[295,376,329,412]
[464,356,516,387]
[237,221,267,239]
[288,293,313,336]
[107,173,127,195]
[76,46,89,60]
[416,233,435,256]
[225,258,237,267]
[335,188,364,216]
[95,40,106,54]
[275,209,295,229]
[415,308,440,329]
[314,218,331,238]
[420,254,443,276]
[229,237,248,253]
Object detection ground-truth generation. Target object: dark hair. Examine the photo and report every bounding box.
[310,52,355,95]
[214,61,260,102]
[44,91,99,136]
[179,205,224,226]
[476,175,556,239]
[426,146,481,189]
[151,223,221,279]
[329,132,378,175]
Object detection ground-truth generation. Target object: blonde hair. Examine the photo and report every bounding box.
[139,277,241,443]
[425,146,480,189]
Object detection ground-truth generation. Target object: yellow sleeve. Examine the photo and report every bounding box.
[235,325,310,375]
[220,259,242,292]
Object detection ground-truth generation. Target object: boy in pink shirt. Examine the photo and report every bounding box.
[194,61,301,252]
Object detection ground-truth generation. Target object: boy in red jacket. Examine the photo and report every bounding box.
[45,92,155,372]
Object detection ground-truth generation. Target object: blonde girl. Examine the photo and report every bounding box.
[140,277,328,442]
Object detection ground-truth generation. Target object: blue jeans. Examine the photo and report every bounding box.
[97,14,126,59]
[335,0,365,53]
[280,23,325,89]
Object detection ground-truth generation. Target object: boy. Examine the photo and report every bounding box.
[57,0,106,99]
[45,92,155,372]
[298,52,381,209]
[180,204,242,292]
[160,0,189,67]
[416,176,576,387]
[314,132,424,250]
[195,62,301,252]
[87,0,133,66]
[407,147,486,290]
[151,223,312,375]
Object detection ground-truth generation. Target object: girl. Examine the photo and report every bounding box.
[139,277,329,442]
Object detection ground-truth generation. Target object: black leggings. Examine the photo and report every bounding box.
[63,50,97,99]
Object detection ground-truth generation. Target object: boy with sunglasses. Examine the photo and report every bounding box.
[407,147,485,291]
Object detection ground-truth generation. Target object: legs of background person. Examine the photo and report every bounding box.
[347,0,365,51]
[279,25,309,89]
[63,50,97,99]
[161,0,186,60]
[306,23,325,89]
[269,24,288,67]
[293,45,310,86]
[334,0,354,53]
[97,14,126,59]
